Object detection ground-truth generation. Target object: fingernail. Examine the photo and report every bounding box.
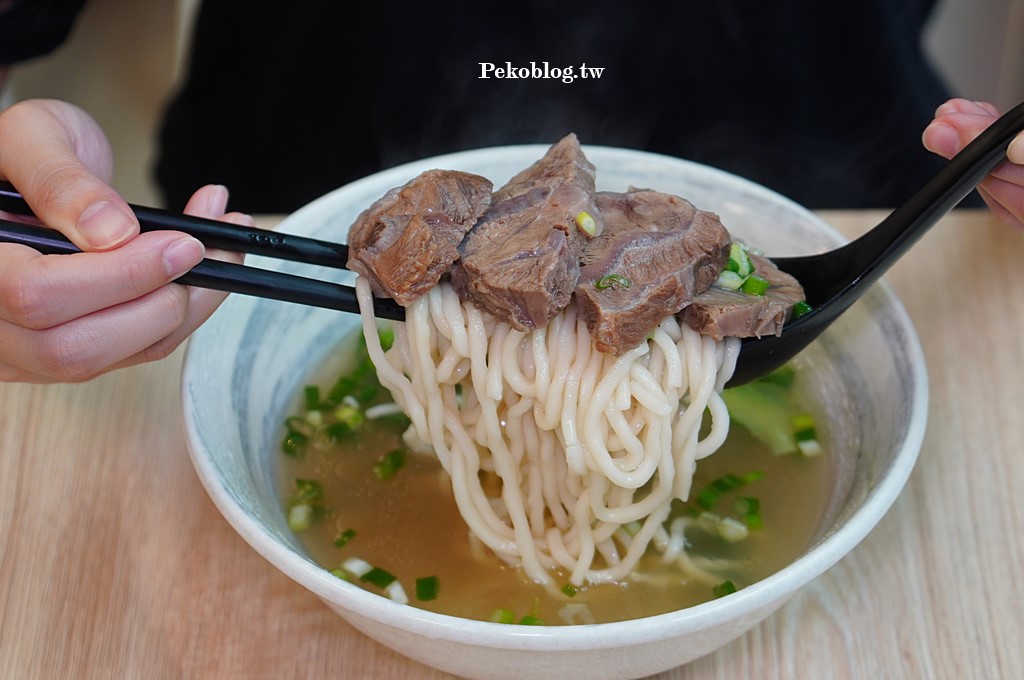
[77,200,138,249]
[1009,135,1024,165]
[163,236,206,278]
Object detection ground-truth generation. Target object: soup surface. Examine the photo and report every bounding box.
[276,331,833,625]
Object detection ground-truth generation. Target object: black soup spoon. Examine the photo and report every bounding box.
[727,99,1024,387]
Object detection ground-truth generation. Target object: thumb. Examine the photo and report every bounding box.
[1009,132,1024,166]
[0,99,139,251]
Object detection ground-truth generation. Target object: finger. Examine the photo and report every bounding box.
[102,286,236,374]
[0,361,50,383]
[977,178,1024,229]
[105,211,256,371]
[1008,133,1024,165]
[921,119,962,159]
[177,183,249,265]
[0,99,138,251]
[922,110,998,157]
[934,98,1001,118]
[0,283,193,382]
[0,230,205,329]
[922,113,1024,185]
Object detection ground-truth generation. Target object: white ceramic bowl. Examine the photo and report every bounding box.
[182,146,927,680]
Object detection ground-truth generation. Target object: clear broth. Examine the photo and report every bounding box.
[277,341,833,625]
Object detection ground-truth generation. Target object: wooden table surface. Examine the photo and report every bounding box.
[2,210,1022,680]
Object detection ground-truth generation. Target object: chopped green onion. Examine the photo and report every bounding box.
[290,478,324,504]
[328,567,351,581]
[742,470,766,484]
[797,439,823,457]
[726,242,754,277]
[373,448,406,480]
[694,471,762,511]
[285,416,315,438]
[561,584,578,598]
[791,413,817,441]
[281,430,308,458]
[740,274,770,296]
[305,409,324,429]
[712,580,737,598]
[790,413,823,456]
[333,403,364,430]
[517,615,544,625]
[734,496,763,530]
[327,357,379,406]
[333,528,357,548]
[575,210,597,236]
[714,270,746,290]
[713,473,744,493]
[744,512,763,531]
[341,557,373,578]
[696,487,721,510]
[734,496,759,514]
[320,421,353,444]
[717,516,749,542]
[490,608,516,624]
[415,576,440,601]
[696,511,749,542]
[286,479,326,531]
[595,273,632,290]
[360,566,397,589]
[303,385,321,410]
[288,503,314,531]
[386,581,409,604]
[792,300,813,319]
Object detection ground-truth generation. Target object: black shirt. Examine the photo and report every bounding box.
[3,0,966,213]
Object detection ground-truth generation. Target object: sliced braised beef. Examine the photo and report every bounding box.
[345,132,808,350]
[450,135,601,330]
[450,185,593,329]
[492,132,598,203]
[346,169,492,306]
[682,252,805,339]
[575,190,731,355]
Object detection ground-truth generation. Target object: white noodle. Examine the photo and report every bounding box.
[357,277,740,586]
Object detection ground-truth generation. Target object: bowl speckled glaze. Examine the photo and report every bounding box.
[182,146,927,680]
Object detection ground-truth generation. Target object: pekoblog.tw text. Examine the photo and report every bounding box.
[479,62,604,84]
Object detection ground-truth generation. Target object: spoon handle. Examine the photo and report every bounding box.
[821,99,1024,316]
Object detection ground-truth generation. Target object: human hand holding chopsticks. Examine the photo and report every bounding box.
[923,98,1024,229]
[0,99,249,383]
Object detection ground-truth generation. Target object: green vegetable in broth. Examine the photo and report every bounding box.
[721,368,807,455]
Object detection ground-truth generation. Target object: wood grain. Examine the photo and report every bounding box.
[1,211,1021,680]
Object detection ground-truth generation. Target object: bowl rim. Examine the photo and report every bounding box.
[182,143,928,650]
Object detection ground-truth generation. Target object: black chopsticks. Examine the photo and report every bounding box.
[0,180,352,267]
[0,183,404,320]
